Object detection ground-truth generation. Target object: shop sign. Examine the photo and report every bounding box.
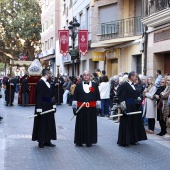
[92,52,105,61]
[106,49,119,59]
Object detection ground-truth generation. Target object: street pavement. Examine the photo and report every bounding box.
[0,90,170,170]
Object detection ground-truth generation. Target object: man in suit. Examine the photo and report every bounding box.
[72,70,101,147]
[22,74,29,106]
[32,69,57,148]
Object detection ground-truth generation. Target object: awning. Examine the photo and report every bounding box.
[10,60,32,66]
[39,55,55,61]
[91,36,141,48]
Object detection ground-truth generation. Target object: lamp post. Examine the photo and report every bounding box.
[68,17,80,78]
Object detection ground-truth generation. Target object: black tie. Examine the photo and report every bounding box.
[84,82,89,85]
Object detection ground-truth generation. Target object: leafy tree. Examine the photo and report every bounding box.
[0,0,41,61]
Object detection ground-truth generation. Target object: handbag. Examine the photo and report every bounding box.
[157,99,163,110]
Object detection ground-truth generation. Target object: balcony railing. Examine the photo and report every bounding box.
[99,16,143,41]
[148,0,170,15]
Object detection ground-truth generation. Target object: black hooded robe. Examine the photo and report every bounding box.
[32,79,57,143]
[117,81,147,146]
[73,82,100,146]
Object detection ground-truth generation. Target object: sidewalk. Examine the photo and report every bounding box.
[0,89,170,170]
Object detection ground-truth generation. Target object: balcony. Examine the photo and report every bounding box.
[141,8,170,27]
[98,17,143,41]
[148,0,170,15]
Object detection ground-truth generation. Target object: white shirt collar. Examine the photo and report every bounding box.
[83,81,92,93]
[41,77,50,88]
[127,79,136,90]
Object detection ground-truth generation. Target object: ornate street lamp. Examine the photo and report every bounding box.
[68,17,80,78]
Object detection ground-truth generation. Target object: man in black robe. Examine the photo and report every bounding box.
[72,70,101,147]
[54,75,64,105]
[5,74,15,106]
[32,69,57,148]
[117,71,147,147]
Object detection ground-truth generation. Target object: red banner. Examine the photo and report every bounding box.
[78,30,88,56]
[58,30,69,56]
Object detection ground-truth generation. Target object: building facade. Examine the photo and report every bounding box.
[141,0,170,77]
[91,0,144,78]
[39,0,61,75]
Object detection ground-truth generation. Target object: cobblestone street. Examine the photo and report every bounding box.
[0,92,170,170]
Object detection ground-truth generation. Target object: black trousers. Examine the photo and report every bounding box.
[159,119,167,134]
[148,118,155,131]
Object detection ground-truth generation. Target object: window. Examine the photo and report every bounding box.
[45,41,48,50]
[45,21,48,30]
[86,7,90,31]
[50,37,54,48]
[45,0,49,9]
[79,12,83,29]
[48,39,50,49]
[42,24,44,32]
[99,3,118,34]
[69,0,72,8]
[42,43,44,51]
[51,16,53,26]
[63,2,66,14]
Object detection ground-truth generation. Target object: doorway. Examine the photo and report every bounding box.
[164,53,170,74]
[132,54,142,74]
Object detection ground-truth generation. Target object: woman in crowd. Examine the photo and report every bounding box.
[143,76,157,134]
[135,75,144,96]
[92,72,99,85]
[98,75,110,117]
[156,76,170,136]
[69,78,77,106]
[154,78,167,136]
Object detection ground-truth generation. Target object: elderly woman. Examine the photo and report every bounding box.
[157,76,170,136]
[154,78,167,136]
[99,75,110,117]
[143,76,157,134]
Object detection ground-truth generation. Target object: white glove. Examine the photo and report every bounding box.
[96,101,101,109]
[72,101,77,109]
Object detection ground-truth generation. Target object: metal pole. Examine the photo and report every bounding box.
[57,65,60,104]
[72,29,75,78]
[72,58,74,78]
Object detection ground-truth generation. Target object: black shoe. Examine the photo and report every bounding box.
[130,142,139,145]
[157,132,166,136]
[118,144,129,147]
[10,104,14,106]
[75,144,83,147]
[44,142,56,147]
[0,117,3,121]
[38,142,44,148]
[86,144,92,147]
[6,103,8,106]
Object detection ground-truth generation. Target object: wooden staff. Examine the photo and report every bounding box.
[70,102,86,121]
[110,111,142,118]
[28,109,55,119]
